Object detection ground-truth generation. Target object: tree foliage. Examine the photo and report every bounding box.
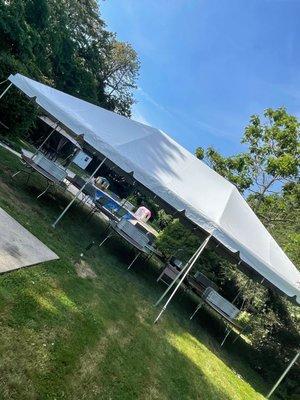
[197,107,300,210]
[0,0,139,137]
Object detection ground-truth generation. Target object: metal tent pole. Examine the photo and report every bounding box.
[154,234,212,323]
[0,83,12,100]
[155,238,210,307]
[52,157,107,228]
[267,350,299,399]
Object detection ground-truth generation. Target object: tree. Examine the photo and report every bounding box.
[101,40,140,117]
[0,0,42,136]
[0,0,140,138]
[196,146,252,194]
[197,107,300,211]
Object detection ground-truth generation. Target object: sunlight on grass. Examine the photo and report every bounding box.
[166,331,266,400]
[32,293,58,314]
[26,286,79,315]
[55,291,78,311]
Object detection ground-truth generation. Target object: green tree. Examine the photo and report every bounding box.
[0,0,140,138]
[197,107,300,211]
[196,146,252,194]
[102,40,140,117]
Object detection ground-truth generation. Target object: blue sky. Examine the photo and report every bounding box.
[101,0,300,156]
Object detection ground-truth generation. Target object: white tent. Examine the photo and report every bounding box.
[7,73,300,304]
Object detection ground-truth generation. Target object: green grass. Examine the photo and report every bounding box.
[0,147,271,400]
[0,135,36,154]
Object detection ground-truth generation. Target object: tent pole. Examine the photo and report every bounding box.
[267,350,299,399]
[154,234,212,323]
[31,121,59,159]
[155,237,210,307]
[0,83,12,100]
[52,157,107,228]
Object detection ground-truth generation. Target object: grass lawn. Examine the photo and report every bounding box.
[0,146,272,400]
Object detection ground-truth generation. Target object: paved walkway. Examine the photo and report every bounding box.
[0,207,58,273]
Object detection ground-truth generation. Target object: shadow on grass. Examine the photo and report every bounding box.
[0,260,237,400]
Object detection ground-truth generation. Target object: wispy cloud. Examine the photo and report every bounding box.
[137,87,173,117]
[131,107,150,126]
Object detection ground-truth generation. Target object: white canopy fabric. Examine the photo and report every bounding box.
[8,73,300,304]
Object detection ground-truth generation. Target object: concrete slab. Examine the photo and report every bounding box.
[0,207,58,273]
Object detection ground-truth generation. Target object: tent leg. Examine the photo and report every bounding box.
[154,266,188,306]
[266,351,300,399]
[0,83,12,100]
[155,236,212,307]
[154,234,212,324]
[52,157,107,228]
[127,253,140,270]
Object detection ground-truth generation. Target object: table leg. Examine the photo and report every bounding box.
[37,182,51,199]
[220,327,232,347]
[157,269,166,282]
[98,233,112,247]
[190,302,203,320]
[231,326,246,344]
[26,171,32,184]
[127,253,140,270]
[80,240,95,258]
[12,170,21,178]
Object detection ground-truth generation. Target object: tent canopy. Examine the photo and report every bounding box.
[8,73,300,304]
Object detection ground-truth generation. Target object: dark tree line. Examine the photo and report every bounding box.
[0,0,139,136]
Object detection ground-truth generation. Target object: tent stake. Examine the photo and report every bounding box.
[154,234,212,323]
[267,350,299,398]
[52,157,107,228]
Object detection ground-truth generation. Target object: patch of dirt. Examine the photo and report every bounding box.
[74,260,97,279]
